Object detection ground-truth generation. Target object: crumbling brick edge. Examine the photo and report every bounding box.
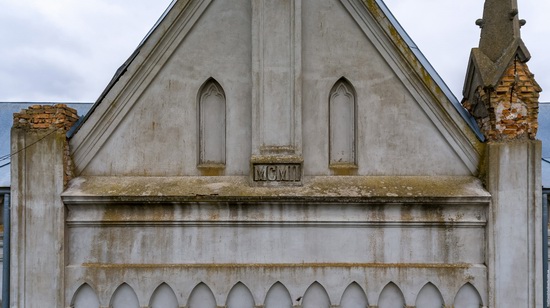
[13,104,79,187]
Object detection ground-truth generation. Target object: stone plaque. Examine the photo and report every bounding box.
[253,164,301,182]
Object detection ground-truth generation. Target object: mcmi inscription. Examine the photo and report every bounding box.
[254,164,301,182]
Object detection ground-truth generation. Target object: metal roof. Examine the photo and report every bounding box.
[0,102,93,187]
[539,103,550,158]
[539,103,550,188]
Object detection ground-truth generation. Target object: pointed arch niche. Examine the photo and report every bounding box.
[187,282,217,308]
[264,282,292,308]
[378,282,405,308]
[329,78,357,169]
[198,78,226,169]
[110,283,140,308]
[71,283,100,308]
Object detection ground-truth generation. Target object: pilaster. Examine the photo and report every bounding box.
[251,0,303,185]
[485,141,542,307]
[10,104,78,307]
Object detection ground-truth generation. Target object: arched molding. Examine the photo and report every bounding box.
[329,77,357,167]
[453,282,484,308]
[109,283,140,308]
[340,282,369,308]
[226,281,255,308]
[264,281,293,308]
[415,282,444,308]
[71,283,100,308]
[377,282,405,308]
[302,281,330,308]
[197,77,226,167]
[149,282,179,308]
[187,282,217,308]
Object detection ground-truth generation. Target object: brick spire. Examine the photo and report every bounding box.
[462,0,541,141]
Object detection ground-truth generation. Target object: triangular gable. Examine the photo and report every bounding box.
[70,0,214,170]
[69,0,483,176]
[351,0,482,140]
[341,0,483,172]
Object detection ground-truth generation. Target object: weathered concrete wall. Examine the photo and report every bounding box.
[62,183,490,307]
[485,140,542,307]
[60,176,491,307]
[72,0,477,178]
[10,105,79,307]
[11,0,543,307]
[75,0,253,177]
[10,128,68,307]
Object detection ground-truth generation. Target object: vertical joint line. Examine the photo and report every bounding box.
[510,56,518,105]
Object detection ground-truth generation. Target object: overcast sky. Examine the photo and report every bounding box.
[1,0,548,103]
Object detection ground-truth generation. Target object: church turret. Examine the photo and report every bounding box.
[478,0,527,62]
[462,0,541,141]
[465,1,544,307]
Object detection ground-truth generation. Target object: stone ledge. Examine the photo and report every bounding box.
[62,175,490,203]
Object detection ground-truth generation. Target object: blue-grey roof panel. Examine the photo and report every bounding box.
[536,103,550,188]
[543,159,550,189]
[0,102,92,187]
[538,103,550,159]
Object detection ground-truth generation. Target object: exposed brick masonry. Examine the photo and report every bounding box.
[463,59,541,141]
[13,104,79,130]
[13,104,80,186]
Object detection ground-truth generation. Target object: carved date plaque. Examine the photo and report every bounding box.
[253,164,302,183]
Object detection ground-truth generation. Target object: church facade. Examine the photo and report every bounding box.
[10,0,543,307]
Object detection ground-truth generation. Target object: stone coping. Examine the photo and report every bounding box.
[62,176,490,203]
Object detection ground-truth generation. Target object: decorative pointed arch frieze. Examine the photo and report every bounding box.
[340,282,369,308]
[198,78,226,168]
[302,281,330,308]
[71,283,100,308]
[453,282,483,308]
[377,282,405,308]
[329,77,357,168]
[226,282,255,308]
[187,282,217,308]
[264,282,292,308]
[110,283,140,308]
[149,282,179,308]
[415,282,444,308]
